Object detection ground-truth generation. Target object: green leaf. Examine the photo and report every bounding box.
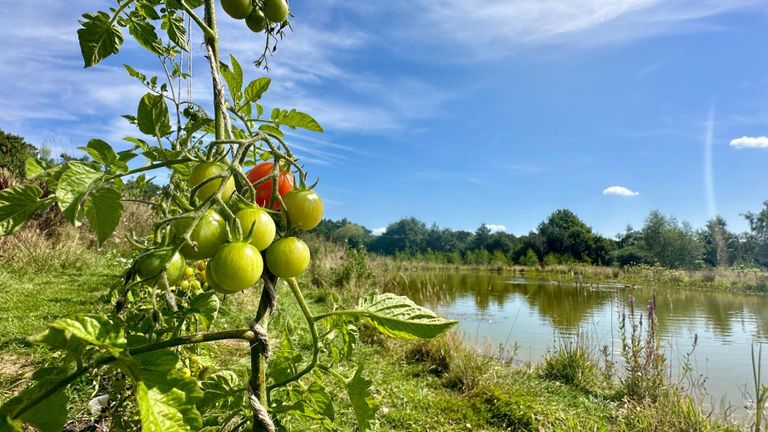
[164,12,188,51]
[136,1,162,20]
[79,138,125,171]
[56,162,103,225]
[127,351,203,432]
[138,93,172,138]
[198,371,241,412]
[220,55,243,102]
[306,382,335,420]
[187,292,220,331]
[85,186,124,246]
[49,315,127,354]
[127,14,163,55]
[244,78,271,103]
[124,64,147,81]
[280,110,324,133]
[346,366,378,431]
[0,185,53,236]
[343,293,457,340]
[27,327,85,358]
[77,11,124,67]
[258,124,284,138]
[24,158,44,179]
[0,367,71,432]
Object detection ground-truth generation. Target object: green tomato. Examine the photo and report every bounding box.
[262,0,289,22]
[236,207,276,250]
[188,162,235,204]
[208,242,263,293]
[246,9,267,32]
[265,237,310,278]
[137,249,185,286]
[173,209,228,259]
[221,0,253,19]
[284,189,324,230]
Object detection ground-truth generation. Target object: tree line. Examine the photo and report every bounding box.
[315,207,768,269]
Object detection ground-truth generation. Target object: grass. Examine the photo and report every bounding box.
[0,235,749,431]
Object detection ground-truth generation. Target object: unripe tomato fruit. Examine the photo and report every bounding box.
[262,0,289,22]
[221,0,253,19]
[265,237,310,278]
[137,250,185,286]
[173,209,228,259]
[246,9,267,32]
[246,162,294,209]
[284,189,324,230]
[208,242,263,293]
[188,162,235,204]
[236,207,276,250]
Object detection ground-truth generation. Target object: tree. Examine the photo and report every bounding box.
[699,216,734,267]
[537,209,596,262]
[0,129,36,179]
[370,217,428,255]
[639,210,702,268]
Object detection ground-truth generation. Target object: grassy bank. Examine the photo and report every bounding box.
[375,258,768,293]
[0,233,753,431]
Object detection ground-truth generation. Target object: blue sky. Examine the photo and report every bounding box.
[2,0,768,237]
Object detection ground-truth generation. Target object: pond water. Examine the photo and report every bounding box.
[392,271,768,419]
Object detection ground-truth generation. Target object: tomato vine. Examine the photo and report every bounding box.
[0,1,457,431]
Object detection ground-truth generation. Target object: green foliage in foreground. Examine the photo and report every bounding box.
[0,254,745,432]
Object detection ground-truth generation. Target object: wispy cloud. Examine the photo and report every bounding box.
[730,136,768,149]
[603,185,640,196]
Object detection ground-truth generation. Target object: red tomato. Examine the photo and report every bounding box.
[246,162,294,209]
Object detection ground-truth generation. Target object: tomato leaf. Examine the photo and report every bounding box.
[338,293,458,340]
[258,124,284,138]
[198,371,241,412]
[279,110,323,133]
[244,77,271,103]
[124,351,203,432]
[79,139,128,172]
[0,185,54,236]
[56,162,103,225]
[220,56,243,102]
[187,292,220,331]
[85,186,124,246]
[0,367,71,432]
[346,366,378,431]
[49,315,127,355]
[164,12,188,51]
[24,158,45,179]
[77,11,124,67]
[127,14,164,55]
[138,93,172,138]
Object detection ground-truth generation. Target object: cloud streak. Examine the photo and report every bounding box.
[730,136,768,149]
[603,186,640,196]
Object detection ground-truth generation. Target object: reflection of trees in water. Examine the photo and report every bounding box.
[391,272,768,342]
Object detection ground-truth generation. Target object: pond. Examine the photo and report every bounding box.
[392,271,768,419]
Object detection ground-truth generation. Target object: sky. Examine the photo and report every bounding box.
[1,0,768,237]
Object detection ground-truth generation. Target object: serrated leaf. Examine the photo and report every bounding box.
[258,124,284,138]
[346,366,378,431]
[0,185,53,236]
[85,186,124,246]
[280,110,324,133]
[138,93,172,138]
[221,55,243,102]
[79,138,121,169]
[198,371,240,412]
[244,78,271,103]
[136,1,162,20]
[49,315,126,354]
[27,327,85,358]
[124,64,147,81]
[127,15,163,55]
[343,293,457,340]
[164,12,188,51]
[56,162,103,225]
[77,11,124,67]
[127,351,203,432]
[188,292,220,331]
[306,382,335,420]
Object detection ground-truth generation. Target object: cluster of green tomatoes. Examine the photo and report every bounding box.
[221,0,290,33]
[134,160,323,295]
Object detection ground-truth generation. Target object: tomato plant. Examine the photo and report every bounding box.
[0,1,457,431]
[247,161,295,209]
[284,188,324,230]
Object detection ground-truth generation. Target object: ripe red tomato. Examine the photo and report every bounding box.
[246,162,294,209]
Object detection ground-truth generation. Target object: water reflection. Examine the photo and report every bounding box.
[391,271,768,415]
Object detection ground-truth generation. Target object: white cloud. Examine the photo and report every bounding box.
[730,136,768,149]
[603,186,640,196]
[371,227,387,236]
[486,224,507,233]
